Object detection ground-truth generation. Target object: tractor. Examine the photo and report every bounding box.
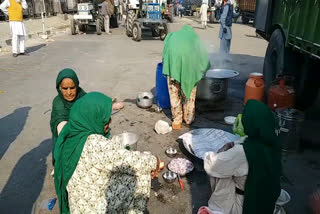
[125,0,168,41]
[70,1,105,35]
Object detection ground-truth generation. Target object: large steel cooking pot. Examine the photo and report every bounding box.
[196,69,239,102]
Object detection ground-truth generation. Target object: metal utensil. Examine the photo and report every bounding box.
[162,171,177,183]
[196,69,240,102]
[118,132,138,150]
[165,148,177,158]
[112,110,120,115]
[177,174,184,190]
[136,92,154,109]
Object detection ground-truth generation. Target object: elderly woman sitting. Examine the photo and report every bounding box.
[54,92,160,214]
[203,100,282,214]
[50,68,123,165]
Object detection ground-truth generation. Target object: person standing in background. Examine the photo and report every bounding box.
[101,0,113,35]
[219,0,232,59]
[113,0,119,27]
[118,0,123,23]
[0,0,28,57]
[200,2,208,29]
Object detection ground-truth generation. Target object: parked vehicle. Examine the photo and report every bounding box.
[70,2,104,35]
[125,0,168,41]
[255,0,320,109]
[238,0,255,24]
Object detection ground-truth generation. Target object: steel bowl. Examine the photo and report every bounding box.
[118,132,138,151]
[165,148,177,158]
[137,92,154,109]
[162,171,177,183]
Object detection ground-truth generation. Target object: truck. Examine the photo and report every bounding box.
[255,0,320,109]
[238,0,255,24]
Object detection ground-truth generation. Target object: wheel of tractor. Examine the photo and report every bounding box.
[132,22,142,42]
[242,15,249,24]
[71,18,76,35]
[159,24,168,41]
[126,10,137,37]
[263,29,285,93]
[96,17,103,35]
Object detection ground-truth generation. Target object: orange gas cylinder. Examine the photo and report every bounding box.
[268,78,295,110]
[244,73,265,104]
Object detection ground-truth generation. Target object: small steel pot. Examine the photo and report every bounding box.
[162,171,177,183]
[165,148,177,158]
[137,92,154,109]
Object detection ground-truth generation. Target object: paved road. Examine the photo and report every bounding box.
[1,18,319,214]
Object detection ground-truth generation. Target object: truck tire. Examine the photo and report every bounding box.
[263,29,284,92]
[126,10,137,37]
[159,23,168,41]
[132,22,142,42]
[96,17,102,35]
[71,18,76,35]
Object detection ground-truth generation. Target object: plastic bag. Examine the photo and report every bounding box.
[233,114,245,137]
[179,128,240,159]
[155,120,172,134]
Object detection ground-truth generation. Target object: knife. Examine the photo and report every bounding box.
[177,174,184,190]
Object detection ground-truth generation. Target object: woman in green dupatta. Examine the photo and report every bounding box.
[162,25,210,130]
[50,68,124,166]
[203,99,281,214]
[50,68,86,163]
[54,92,160,214]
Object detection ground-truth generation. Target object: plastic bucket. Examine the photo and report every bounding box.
[155,63,171,109]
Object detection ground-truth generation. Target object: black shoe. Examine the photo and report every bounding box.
[13,53,18,57]
[20,52,29,56]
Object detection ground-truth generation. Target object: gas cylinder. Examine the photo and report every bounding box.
[244,73,265,104]
[268,78,295,110]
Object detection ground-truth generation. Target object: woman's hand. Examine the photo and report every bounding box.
[218,142,235,153]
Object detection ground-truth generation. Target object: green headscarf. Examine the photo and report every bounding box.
[162,25,211,99]
[54,92,113,214]
[50,68,86,157]
[242,100,281,214]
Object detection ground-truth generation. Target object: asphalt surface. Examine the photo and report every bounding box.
[0,17,319,214]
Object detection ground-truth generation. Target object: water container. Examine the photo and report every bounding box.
[156,63,171,109]
[244,72,265,104]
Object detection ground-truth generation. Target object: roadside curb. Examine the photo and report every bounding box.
[3,24,70,47]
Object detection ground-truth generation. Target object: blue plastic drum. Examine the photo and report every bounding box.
[156,63,171,109]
